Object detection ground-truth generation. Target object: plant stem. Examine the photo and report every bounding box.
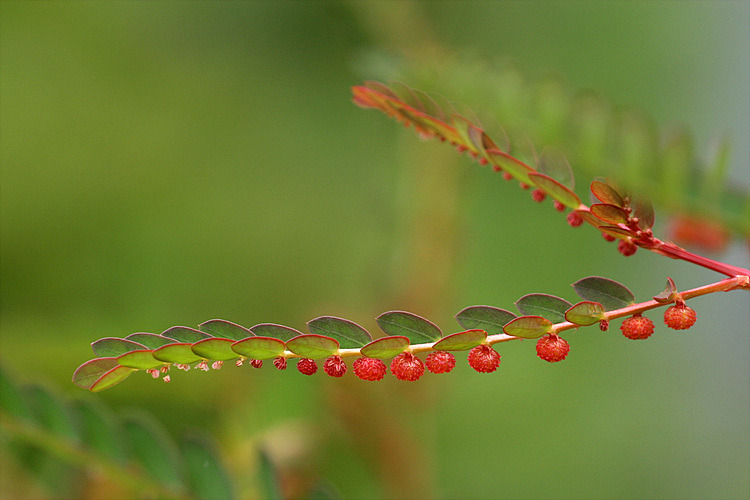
[651,240,750,277]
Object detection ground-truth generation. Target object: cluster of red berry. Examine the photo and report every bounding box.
[620,303,697,340]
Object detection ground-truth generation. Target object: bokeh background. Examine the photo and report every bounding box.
[2,1,748,499]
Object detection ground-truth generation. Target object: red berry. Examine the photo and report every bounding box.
[468,345,501,373]
[602,232,616,242]
[297,358,317,375]
[599,320,609,331]
[353,357,387,381]
[567,212,583,227]
[519,182,530,190]
[531,189,546,202]
[536,334,570,362]
[553,200,565,212]
[617,239,637,256]
[425,351,456,374]
[273,356,287,370]
[502,171,513,181]
[620,315,654,340]
[250,359,263,369]
[390,352,425,381]
[664,304,697,330]
[323,355,347,377]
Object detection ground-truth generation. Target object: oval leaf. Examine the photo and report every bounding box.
[503,316,553,339]
[515,294,572,324]
[307,316,372,349]
[250,323,303,342]
[91,337,148,358]
[199,319,253,341]
[90,365,135,393]
[125,333,176,349]
[565,301,606,326]
[152,343,203,364]
[455,305,516,335]
[538,148,574,188]
[590,203,629,224]
[231,337,286,360]
[590,180,624,206]
[286,334,339,359]
[191,338,239,361]
[598,225,633,240]
[433,329,487,351]
[360,336,410,359]
[632,195,655,229]
[161,326,211,343]
[572,276,635,311]
[528,172,581,208]
[73,358,119,390]
[116,350,165,370]
[485,149,535,185]
[376,311,441,344]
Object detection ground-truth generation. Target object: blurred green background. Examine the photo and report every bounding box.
[2,1,748,499]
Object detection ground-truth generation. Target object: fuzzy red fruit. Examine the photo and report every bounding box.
[617,239,637,257]
[468,345,501,373]
[566,212,583,227]
[390,352,425,381]
[353,357,387,381]
[602,232,616,242]
[425,351,456,374]
[620,315,654,340]
[273,356,287,370]
[297,358,317,375]
[664,304,697,330]
[323,355,347,377]
[531,189,546,202]
[536,334,570,362]
[599,320,609,331]
[250,359,263,369]
[502,172,513,181]
[553,200,565,212]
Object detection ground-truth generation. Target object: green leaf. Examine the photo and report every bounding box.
[72,358,119,390]
[0,364,31,420]
[121,411,184,492]
[285,334,339,359]
[91,337,148,358]
[116,350,164,370]
[125,333,176,349]
[152,343,203,364]
[250,323,304,342]
[376,311,442,344]
[590,203,629,224]
[161,326,212,343]
[590,180,624,206]
[191,338,239,361]
[632,195,655,229]
[565,301,606,326]
[307,316,372,348]
[360,336,410,359]
[451,115,481,154]
[199,319,253,341]
[455,305,516,335]
[89,365,136,393]
[597,225,633,240]
[572,276,635,311]
[486,149,535,185]
[538,148,574,188]
[433,329,487,351]
[180,432,235,500]
[515,294,572,324]
[73,398,127,464]
[231,337,286,360]
[503,316,553,339]
[528,172,581,208]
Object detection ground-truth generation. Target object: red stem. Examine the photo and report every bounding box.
[650,240,750,278]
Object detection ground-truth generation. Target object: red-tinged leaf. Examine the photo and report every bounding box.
[363,81,399,99]
[116,350,164,370]
[231,337,286,360]
[376,311,442,344]
[161,326,211,343]
[632,195,655,229]
[528,172,581,209]
[387,81,426,112]
[451,115,482,154]
[565,301,606,326]
[249,323,303,342]
[352,84,394,110]
[485,149,535,185]
[73,358,119,390]
[307,316,371,349]
[503,316,553,339]
[91,337,148,358]
[598,225,633,240]
[286,334,339,359]
[515,294,572,324]
[653,277,678,304]
[590,180,625,206]
[125,333,176,349]
[152,343,203,364]
[455,305,516,335]
[574,209,602,227]
[538,148,574,188]
[412,88,448,122]
[360,336,410,359]
[191,338,239,361]
[572,276,635,311]
[89,365,135,392]
[590,203,629,224]
[433,329,487,351]
[199,319,253,341]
